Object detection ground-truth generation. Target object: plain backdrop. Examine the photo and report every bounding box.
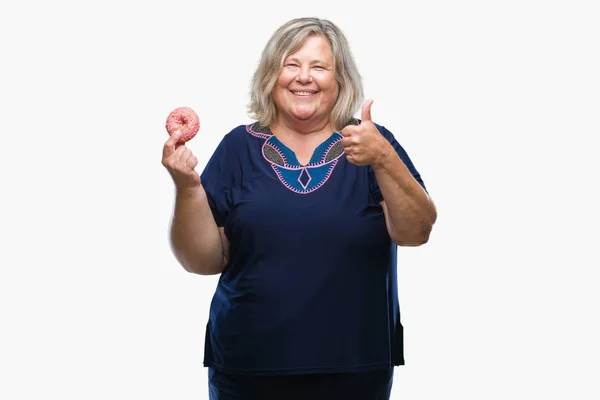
[1,0,599,399]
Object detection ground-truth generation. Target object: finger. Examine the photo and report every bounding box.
[361,99,374,123]
[164,144,189,169]
[186,155,198,170]
[174,146,192,165]
[341,137,352,148]
[163,130,182,159]
[341,126,353,137]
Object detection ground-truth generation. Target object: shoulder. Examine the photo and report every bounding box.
[221,123,250,141]
[209,122,266,164]
[220,122,269,144]
[201,124,249,177]
[212,123,254,153]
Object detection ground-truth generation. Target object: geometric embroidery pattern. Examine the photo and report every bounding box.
[246,120,358,194]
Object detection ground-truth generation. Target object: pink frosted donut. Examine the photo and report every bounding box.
[165,107,200,142]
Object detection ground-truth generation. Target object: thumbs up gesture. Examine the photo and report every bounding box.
[341,100,394,168]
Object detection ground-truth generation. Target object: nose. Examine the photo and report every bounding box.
[296,66,313,83]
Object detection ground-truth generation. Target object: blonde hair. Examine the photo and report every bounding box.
[247,17,364,131]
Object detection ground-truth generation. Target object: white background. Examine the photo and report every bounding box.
[1,0,599,398]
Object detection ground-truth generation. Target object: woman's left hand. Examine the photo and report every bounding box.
[341,100,394,169]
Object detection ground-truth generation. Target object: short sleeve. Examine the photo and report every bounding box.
[200,137,230,227]
[369,124,428,203]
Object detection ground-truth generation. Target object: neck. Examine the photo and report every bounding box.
[270,116,336,139]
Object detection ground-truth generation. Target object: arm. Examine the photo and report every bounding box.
[162,131,229,275]
[169,185,229,275]
[341,100,437,246]
[373,149,437,246]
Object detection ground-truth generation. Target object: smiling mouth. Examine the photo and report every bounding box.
[291,91,317,97]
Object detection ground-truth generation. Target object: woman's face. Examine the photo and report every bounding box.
[272,35,339,127]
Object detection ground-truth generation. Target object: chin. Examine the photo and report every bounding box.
[291,106,319,118]
[291,112,317,121]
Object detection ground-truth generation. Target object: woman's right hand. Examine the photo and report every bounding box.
[162,130,201,190]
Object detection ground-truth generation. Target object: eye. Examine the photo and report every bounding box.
[313,66,325,70]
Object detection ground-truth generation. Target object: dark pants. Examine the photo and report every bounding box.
[208,367,394,400]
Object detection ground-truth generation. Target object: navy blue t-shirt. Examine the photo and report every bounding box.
[200,120,426,376]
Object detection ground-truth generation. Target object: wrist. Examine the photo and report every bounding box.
[371,142,395,171]
[175,183,204,199]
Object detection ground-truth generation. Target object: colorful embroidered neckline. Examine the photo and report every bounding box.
[246,121,357,194]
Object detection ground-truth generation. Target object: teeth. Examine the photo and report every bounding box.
[294,91,314,96]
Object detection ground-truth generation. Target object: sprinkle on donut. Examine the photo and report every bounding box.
[165,107,200,142]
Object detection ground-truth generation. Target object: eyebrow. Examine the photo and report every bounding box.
[286,57,328,65]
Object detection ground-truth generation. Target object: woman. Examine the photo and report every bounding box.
[162,17,437,400]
